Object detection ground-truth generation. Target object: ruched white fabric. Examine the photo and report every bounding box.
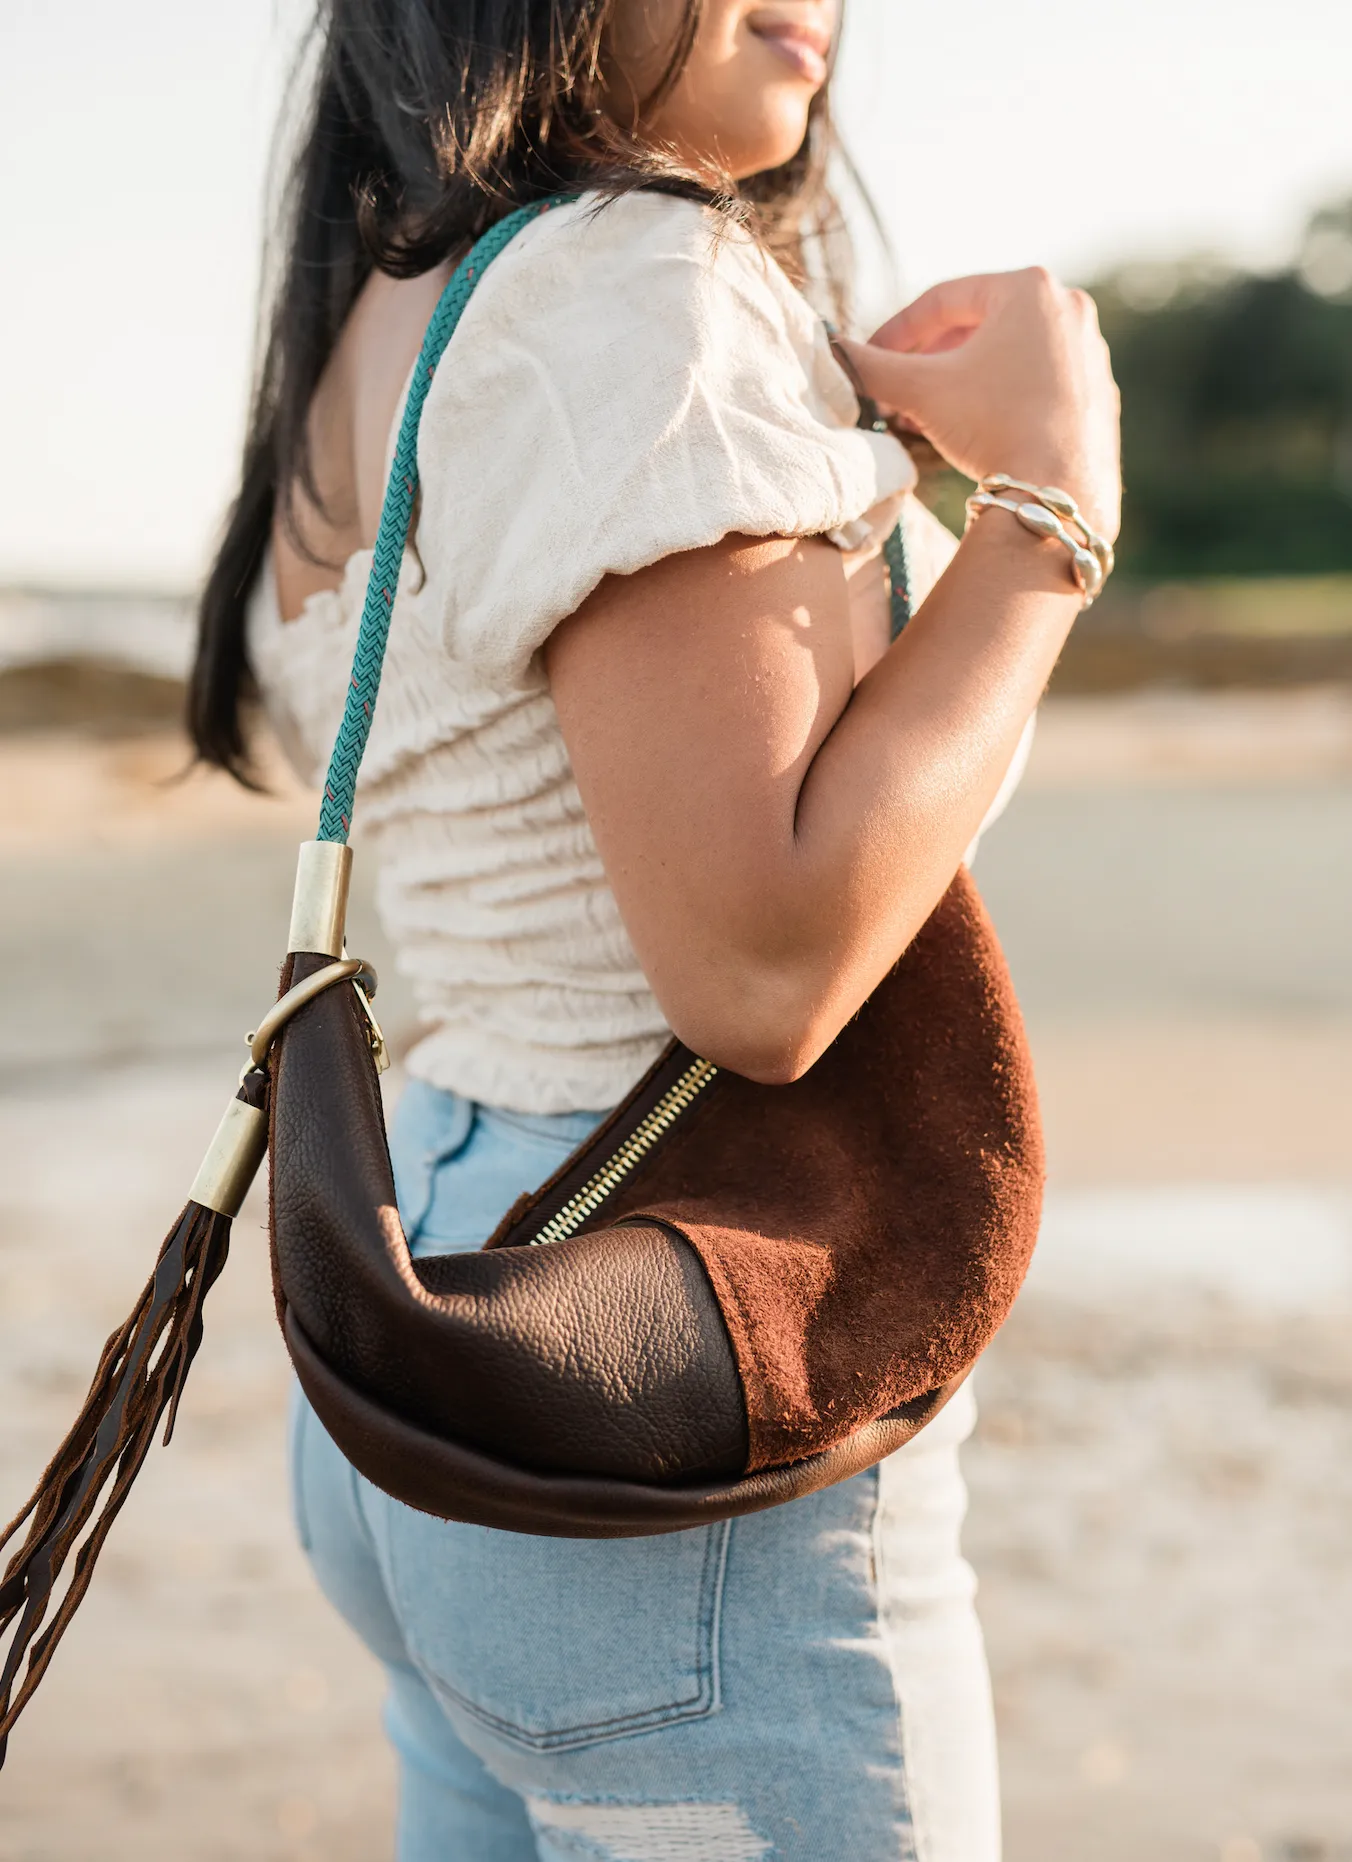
[249,190,997,1113]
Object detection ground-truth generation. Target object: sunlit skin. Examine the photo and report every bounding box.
[608,0,839,180]
[276,0,1121,1082]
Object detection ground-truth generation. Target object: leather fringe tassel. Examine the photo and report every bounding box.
[0,1197,233,1763]
[0,1198,233,1763]
[0,1041,276,1771]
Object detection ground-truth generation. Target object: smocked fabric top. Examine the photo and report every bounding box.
[249,189,1024,1113]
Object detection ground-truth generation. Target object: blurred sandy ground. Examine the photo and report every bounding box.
[1,689,1350,1862]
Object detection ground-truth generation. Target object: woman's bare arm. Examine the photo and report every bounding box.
[546,515,1078,1083]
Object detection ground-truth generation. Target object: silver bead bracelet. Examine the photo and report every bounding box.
[964,475,1114,607]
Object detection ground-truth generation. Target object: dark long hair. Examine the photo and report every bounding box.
[191,0,850,781]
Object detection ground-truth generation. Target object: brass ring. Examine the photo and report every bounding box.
[247,958,377,1069]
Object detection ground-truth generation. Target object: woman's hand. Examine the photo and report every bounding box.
[837,269,1122,540]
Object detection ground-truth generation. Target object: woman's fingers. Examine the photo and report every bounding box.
[833,337,946,427]
[868,272,1009,355]
[836,265,1122,531]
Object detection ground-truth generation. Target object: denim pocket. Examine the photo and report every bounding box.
[479,1104,606,1153]
[385,1513,732,1751]
[402,1099,607,1257]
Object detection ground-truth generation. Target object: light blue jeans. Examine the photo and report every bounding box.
[290,1078,1002,1861]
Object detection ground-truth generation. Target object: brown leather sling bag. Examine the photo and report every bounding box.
[0,199,1043,1759]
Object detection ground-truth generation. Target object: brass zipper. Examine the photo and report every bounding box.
[528,1057,719,1246]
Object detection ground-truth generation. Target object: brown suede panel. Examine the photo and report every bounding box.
[548,869,1045,1472]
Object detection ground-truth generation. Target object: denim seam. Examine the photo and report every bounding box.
[428,1518,733,1752]
[482,1105,604,1146]
[395,1087,476,1242]
[287,1390,314,1555]
[872,1460,921,1862]
[705,1513,733,1716]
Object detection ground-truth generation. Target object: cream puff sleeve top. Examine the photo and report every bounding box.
[249,190,1025,1113]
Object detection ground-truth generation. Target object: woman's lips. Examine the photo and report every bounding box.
[746,11,832,85]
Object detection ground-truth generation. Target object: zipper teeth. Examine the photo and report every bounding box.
[528,1058,719,1246]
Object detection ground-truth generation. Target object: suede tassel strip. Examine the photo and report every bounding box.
[0,1059,270,1766]
[0,1201,231,1761]
[0,937,368,1764]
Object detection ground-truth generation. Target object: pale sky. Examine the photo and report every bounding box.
[1,0,1348,587]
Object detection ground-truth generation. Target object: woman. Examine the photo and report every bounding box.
[192,1,1119,1855]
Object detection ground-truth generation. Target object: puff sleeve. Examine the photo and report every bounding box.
[408,191,915,686]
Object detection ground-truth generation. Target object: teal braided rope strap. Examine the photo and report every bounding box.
[316,198,571,844]
[883,519,913,641]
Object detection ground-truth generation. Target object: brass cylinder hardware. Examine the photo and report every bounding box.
[190,1097,269,1217]
[195,955,385,1217]
[287,840,353,958]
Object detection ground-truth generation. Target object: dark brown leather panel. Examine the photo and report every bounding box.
[269,957,748,1484]
[286,1306,962,1537]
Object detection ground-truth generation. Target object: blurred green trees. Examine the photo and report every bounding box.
[1092,198,1352,578]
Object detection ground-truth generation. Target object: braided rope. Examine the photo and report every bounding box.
[317,198,570,843]
[883,518,913,641]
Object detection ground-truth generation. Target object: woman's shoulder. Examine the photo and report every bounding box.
[514,184,736,256]
[478,187,805,316]
[417,184,886,494]
[443,188,847,415]
[409,189,911,686]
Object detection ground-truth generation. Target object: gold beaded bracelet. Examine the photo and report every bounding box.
[964,475,1114,607]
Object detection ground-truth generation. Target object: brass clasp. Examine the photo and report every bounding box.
[352,972,390,1074]
[245,957,389,1075]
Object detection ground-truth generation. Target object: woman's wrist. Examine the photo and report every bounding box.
[948,497,1090,619]
[965,476,1113,606]
[974,456,1110,536]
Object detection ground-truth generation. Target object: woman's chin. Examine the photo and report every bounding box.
[727,104,814,179]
